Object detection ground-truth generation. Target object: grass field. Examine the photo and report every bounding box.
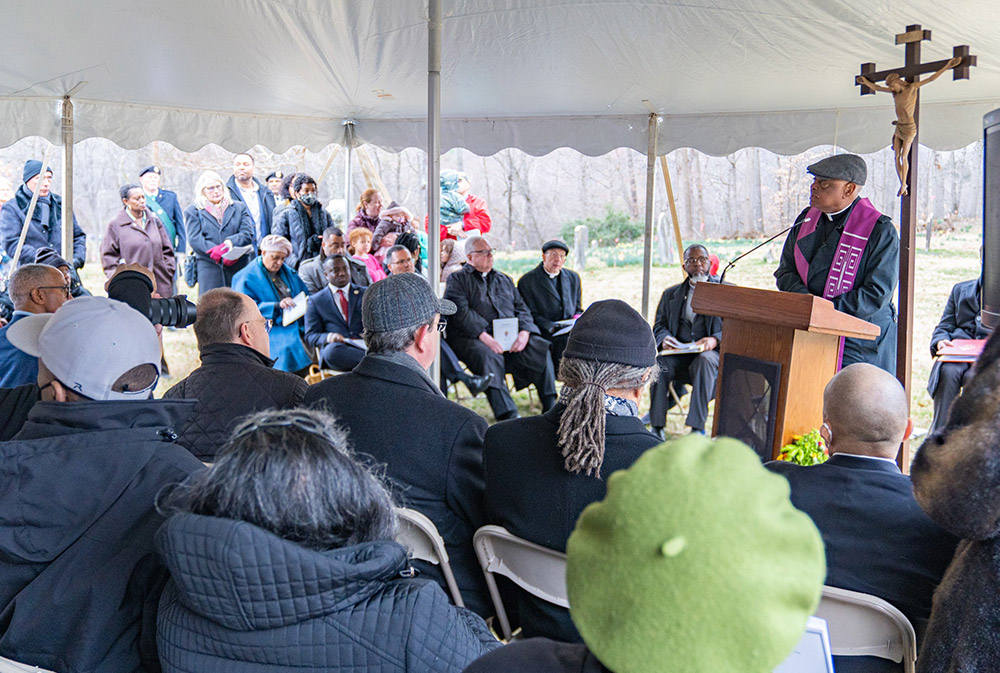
[81,225,980,437]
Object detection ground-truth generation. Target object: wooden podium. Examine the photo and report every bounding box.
[691,284,879,461]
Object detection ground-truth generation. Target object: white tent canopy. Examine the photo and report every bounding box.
[3,0,998,157]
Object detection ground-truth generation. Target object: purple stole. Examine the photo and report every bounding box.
[792,197,882,367]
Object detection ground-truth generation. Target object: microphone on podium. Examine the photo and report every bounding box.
[718,213,813,285]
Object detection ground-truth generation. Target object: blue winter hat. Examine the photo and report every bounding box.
[23,160,51,183]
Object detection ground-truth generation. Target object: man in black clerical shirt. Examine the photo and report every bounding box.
[517,239,583,369]
[774,154,899,373]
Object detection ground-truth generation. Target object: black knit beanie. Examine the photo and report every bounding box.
[563,299,656,367]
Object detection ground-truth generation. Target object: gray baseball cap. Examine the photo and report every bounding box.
[8,296,161,400]
[806,154,867,186]
[362,273,456,333]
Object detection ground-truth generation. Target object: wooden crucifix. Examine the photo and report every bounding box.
[855,24,975,470]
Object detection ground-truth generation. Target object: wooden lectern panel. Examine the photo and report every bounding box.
[699,283,876,460]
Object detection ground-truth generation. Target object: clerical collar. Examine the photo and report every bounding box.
[545,269,560,279]
[480,270,490,280]
[824,200,855,220]
[831,451,898,465]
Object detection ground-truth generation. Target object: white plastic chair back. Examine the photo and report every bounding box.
[814,585,917,673]
[0,656,56,673]
[394,507,465,607]
[473,524,568,640]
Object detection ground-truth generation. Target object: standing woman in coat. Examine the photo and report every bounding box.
[184,171,255,292]
[155,408,500,673]
[232,235,312,375]
[272,174,333,270]
[347,187,382,234]
[101,184,177,296]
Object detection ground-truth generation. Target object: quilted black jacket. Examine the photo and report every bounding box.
[163,343,307,460]
[156,513,500,672]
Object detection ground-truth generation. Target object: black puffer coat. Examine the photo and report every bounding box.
[163,343,307,460]
[156,513,500,673]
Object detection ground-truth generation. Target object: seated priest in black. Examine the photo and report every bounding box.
[927,274,990,434]
[444,236,557,421]
[774,154,899,373]
[767,363,959,673]
[648,243,721,437]
[517,239,583,368]
[304,255,365,371]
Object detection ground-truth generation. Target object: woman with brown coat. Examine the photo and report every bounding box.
[101,183,177,296]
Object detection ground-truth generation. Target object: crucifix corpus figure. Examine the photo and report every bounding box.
[858,56,961,196]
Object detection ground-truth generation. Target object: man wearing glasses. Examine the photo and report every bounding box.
[163,287,307,461]
[0,263,70,387]
[444,236,557,421]
[648,244,723,438]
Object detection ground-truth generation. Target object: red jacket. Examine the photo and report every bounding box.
[439,193,492,240]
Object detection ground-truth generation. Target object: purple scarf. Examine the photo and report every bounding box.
[793,197,881,299]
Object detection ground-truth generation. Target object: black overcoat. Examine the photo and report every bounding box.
[483,404,660,642]
[516,263,583,337]
[303,355,492,616]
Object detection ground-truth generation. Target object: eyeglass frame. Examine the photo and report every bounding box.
[36,284,72,298]
[244,317,273,334]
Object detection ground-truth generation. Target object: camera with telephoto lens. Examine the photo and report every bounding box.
[106,269,197,328]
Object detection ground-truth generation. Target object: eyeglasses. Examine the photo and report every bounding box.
[37,285,71,298]
[684,256,710,266]
[469,248,494,257]
[244,318,273,334]
[205,184,224,192]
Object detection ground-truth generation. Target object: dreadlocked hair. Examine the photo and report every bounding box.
[557,357,654,476]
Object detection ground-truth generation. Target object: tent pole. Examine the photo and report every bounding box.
[61,94,74,263]
[343,121,354,226]
[640,114,659,320]
[427,0,442,384]
[659,155,684,277]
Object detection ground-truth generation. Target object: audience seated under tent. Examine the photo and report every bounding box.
[155,408,499,673]
[464,434,825,673]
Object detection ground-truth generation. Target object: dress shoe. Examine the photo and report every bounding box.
[651,426,666,440]
[463,372,494,396]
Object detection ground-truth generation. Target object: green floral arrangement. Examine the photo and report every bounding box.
[777,429,828,466]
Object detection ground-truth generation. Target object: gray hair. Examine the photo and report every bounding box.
[464,235,487,255]
[364,323,423,354]
[9,264,62,309]
[557,357,655,476]
[159,408,397,551]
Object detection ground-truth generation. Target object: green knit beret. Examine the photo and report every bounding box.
[566,435,825,673]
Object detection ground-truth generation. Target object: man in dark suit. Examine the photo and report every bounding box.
[139,165,186,254]
[927,276,991,433]
[227,152,276,248]
[303,272,491,616]
[649,243,722,437]
[304,255,365,371]
[767,363,959,673]
[517,239,583,368]
[444,236,557,421]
